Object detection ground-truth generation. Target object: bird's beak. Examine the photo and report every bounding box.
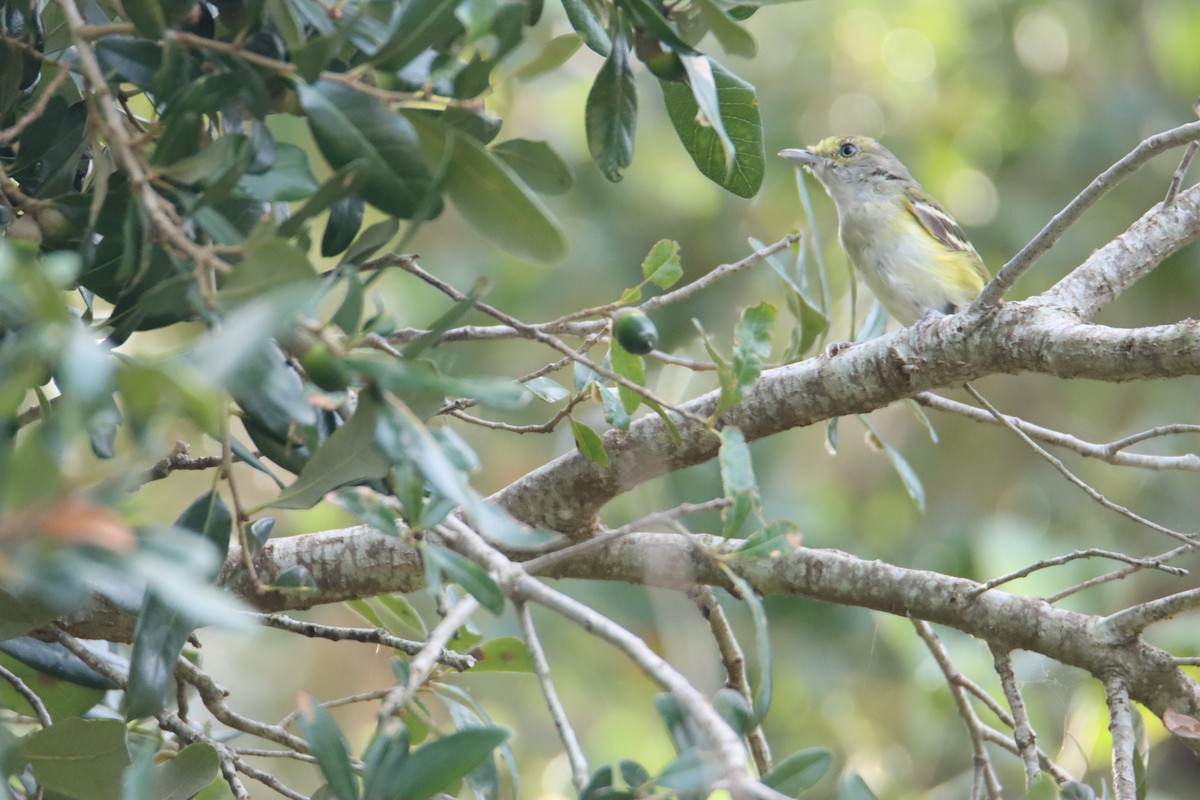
[778,148,819,167]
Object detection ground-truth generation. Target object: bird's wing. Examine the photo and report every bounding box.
[902,195,990,282]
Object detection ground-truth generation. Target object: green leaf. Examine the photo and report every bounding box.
[423,545,505,615]
[600,386,630,432]
[524,376,571,403]
[694,0,757,57]
[374,593,427,637]
[121,0,168,37]
[365,726,509,800]
[348,354,529,411]
[152,743,221,800]
[373,0,463,69]
[218,237,318,308]
[23,718,130,800]
[127,492,231,719]
[469,636,535,673]
[298,696,361,800]
[97,35,163,82]
[719,426,758,537]
[712,687,753,734]
[858,416,926,513]
[322,197,366,259]
[619,759,651,789]
[0,650,105,721]
[837,772,880,800]
[491,139,574,196]
[656,749,723,791]
[273,393,393,509]
[733,519,801,559]
[609,339,646,416]
[761,748,832,796]
[408,114,567,263]
[513,33,584,81]
[660,60,764,198]
[278,159,371,238]
[570,418,609,466]
[238,143,320,201]
[560,0,610,55]
[0,637,113,689]
[299,80,438,219]
[586,24,637,182]
[732,301,775,395]
[641,239,683,288]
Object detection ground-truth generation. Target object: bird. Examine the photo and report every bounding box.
[779,136,989,327]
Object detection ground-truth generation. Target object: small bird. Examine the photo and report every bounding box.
[779,136,989,327]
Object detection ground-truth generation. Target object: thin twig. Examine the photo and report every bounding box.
[175,657,310,752]
[517,602,590,791]
[690,586,772,775]
[912,621,1003,800]
[989,647,1040,785]
[963,384,1197,546]
[438,518,787,800]
[1103,675,1139,800]
[387,255,706,426]
[377,594,480,731]
[969,549,1187,597]
[1164,141,1198,205]
[522,499,731,573]
[1094,587,1200,644]
[916,393,1200,473]
[0,663,52,727]
[278,689,391,730]
[974,120,1200,308]
[257,613,475,670]
[1046,542,1197,603]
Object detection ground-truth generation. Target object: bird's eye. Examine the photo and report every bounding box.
[838,142,859,158]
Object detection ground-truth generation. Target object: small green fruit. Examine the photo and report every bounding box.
[613,309,659,355]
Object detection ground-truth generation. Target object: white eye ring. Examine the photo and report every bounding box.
[838,142,858,158]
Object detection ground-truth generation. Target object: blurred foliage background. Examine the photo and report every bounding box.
[6,0,1200,797]
[180,1,1200,798]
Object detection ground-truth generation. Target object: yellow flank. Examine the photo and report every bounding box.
[778,136,990,327]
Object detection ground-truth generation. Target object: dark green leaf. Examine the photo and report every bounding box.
[95,37,162,87]
[694,0,757,57]
[273,393,392,509]
[278,159,371,239]
[366,726,509,800]
[425,545,505,614]
[373,0,462,69]
[761,748,832,795]
[298,696,360,800]
[340,218,400,266]
[218,237,318,308]
[322,197,366,258]
[586,25,636,182]
[238,143,320,201]
[299,80,438,219]
[0,637,114,690]
[580,765,618,800]
[126,491,231,719]
[408,113,567,263]
[561,0,610,55]
[152,743,221,800]
[491,139,573,195]
[22,718,129,800]
[660,59,763,197]
[619,759,651,789]
[570,418,608,466]
[618,0,695,53]
[0,651,105,721]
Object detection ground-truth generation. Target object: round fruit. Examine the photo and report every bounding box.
[613,309,659,355]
